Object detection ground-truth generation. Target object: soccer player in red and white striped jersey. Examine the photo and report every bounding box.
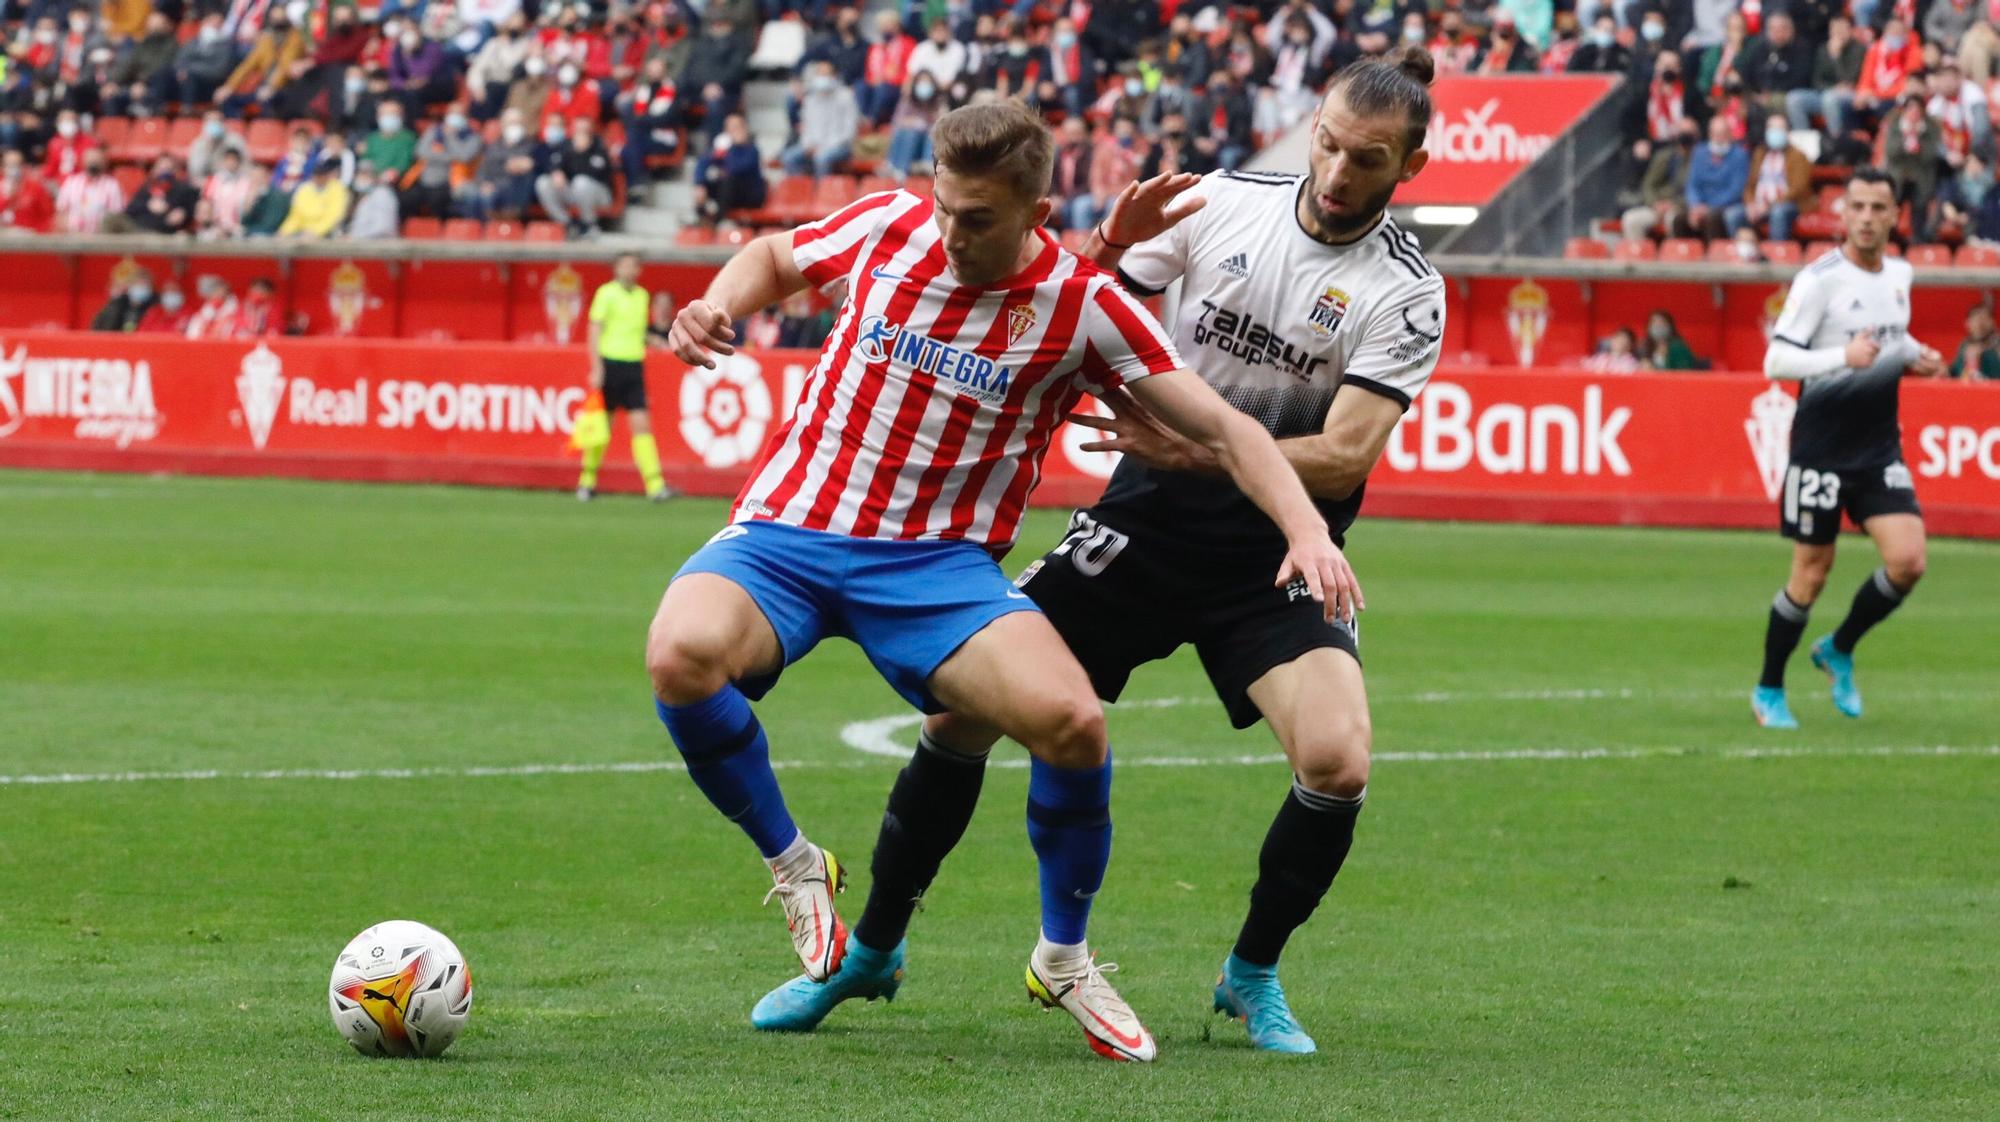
[645,102,1361,1063]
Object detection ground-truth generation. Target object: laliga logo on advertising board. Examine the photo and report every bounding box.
[0,340,164,447]
[1430,99,1556,165]
[679,353,775,468]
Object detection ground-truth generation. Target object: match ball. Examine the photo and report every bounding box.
[328,920,473,1058]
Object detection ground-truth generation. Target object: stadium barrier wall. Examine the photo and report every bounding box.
[3,331,1996,538]
[7,242,1998,372]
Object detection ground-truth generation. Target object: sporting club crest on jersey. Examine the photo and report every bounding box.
[1307,285,1349,339]
[1007,303,1038,345]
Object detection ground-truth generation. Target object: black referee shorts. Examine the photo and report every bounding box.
[599,358,648,412]
[1016,510,1359,729]
[1778,459,1922,545]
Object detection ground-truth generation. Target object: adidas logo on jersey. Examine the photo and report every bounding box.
[1218,252,1250,278]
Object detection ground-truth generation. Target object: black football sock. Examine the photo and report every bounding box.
[1760,589,1812,689]
[852,730,988,954]
[1832,567,1908,654]
[1232,780,1364,968]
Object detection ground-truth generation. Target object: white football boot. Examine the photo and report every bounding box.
[1025,941,1158,1062]
[762,844,848,982]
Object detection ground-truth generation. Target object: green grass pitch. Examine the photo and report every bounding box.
[2,470,1996,1121]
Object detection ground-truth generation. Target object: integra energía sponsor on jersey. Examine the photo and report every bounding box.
[1192,300,1329,381]
[857,314,1011,402]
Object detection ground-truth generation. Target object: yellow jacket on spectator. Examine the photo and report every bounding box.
[278,178,351,238]
[101,0,153,40]
[221,28,309,97]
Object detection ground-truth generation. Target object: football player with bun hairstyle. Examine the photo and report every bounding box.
[766,49,1446,1056]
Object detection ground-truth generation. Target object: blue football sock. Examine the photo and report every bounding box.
[656,689,799,859]
[1025,753,1113,946]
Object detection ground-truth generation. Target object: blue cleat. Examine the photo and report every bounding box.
[1213,955,1317,1055]
[1751,685,1799,729]
[1809,636,1863,719]
[750,934,904,1032]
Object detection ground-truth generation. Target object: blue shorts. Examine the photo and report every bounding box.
[673,520,1039,713]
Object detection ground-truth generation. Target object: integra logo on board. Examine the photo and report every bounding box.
[0,341,164,447]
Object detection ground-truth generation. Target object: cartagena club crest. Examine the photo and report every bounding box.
[1307,285,1349,340]
[1007,304,1038,345]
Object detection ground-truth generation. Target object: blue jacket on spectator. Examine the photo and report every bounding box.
[1686,142,1748,210]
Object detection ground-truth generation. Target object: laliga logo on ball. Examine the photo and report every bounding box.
[679,353,773,468]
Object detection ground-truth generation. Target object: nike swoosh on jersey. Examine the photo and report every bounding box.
[869,265,908,282]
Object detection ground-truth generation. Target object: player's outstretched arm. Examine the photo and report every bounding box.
[1125,369,1362,622]
[669,233,812,369]
[1083,172,1207,272]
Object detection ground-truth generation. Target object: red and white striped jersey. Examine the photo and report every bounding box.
[732,190,1183,552]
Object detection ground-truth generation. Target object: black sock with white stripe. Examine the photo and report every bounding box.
[1760,589,1812,689]
[1832,567,1908,654]
[1231,780,1365,967]
[852,730,988,954]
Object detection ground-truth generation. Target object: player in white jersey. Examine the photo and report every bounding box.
[758,51,1446,1056]
[1752,168,1945,729]
[648,102,1359,1063]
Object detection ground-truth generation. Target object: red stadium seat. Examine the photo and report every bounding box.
[1804,240,1839,260]
[1906,243,1951,267]
[1563,237,1610,260]
[96,116,132,156]
[286,118,326,137]
[762,175,817,225]
[523,220,566,242]
[904,177,934,201]
[811,174,857,213]
[1707,239,1742,262]
[1657,237,1705,263]
[1793,187,1846,240]
[112,165,145,198]
[245,120,289,164]
[857,175,896,197]
[441,218,484,241]
[117,117,169,164]
[674,226,717,246]
[487,219,525,241]
[1956,243,2000,267]
[164,117,203,157]
[719,226,755,246]
[402,217,443,239]
[1612,239,1657,261]
[1759,241,1802,264]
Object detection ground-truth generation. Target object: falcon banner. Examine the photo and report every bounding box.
[1398,75,1621,206]
[1,333,1996,537]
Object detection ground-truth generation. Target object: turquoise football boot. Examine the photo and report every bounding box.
[1809,636,1863,718]
[750,934,904,1032]
[1751,685,1799,729]
[1213,955,1317,1055]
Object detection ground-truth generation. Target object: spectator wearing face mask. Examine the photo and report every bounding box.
[91,268,155,333]
[906,19,967,89]
[1853,18,1925,132]
[461,109,540,221]
[347,163,402,238]
[109,12,181,117]
[507,55,556,125]
[274,6,377,121]
[0,150,54,233]
[234,278,281,338]
[405,109,483,219]
[617,56,683,188]
[391,26,456,107]
[782,61,859,180]
[217,11,309,119]
[272,129,322,193]
[1695,10,1749,109]
[541,61,603,131]
[185,275,241,340]
[360,106,418,179]
[103,156,198,235]
[1478,13,1541,73]
[1739,12,1813,120]
[884,68,944,181]
[280,163,353,238]
[802,8,869,89]
[1568,15,1629,74]
[167,14,238,109]
[1728,115,1812,243]
[536,115,616,238]
[1642,311,1701,371]
[42,110,95,183]
[188,111,251,182]
[857,11,915,125]
[1083,119,1143,231]
[1881,94,1943,219]
[1788,14,1866,144]
[677,17,754,139]
[55,153,124,235]
[983,28,1046,101]
[1926,64,1992,167]
[469,15,535,121]
[1189,69,1253,172]
[1584,327,1642,374]
[1950,304,2000,380]
[690,113,765,226]
[1684,114,1748,240]
[241,165,293,237]
[1932,153,2000,242]
[137,283,193,334]
[1044,17,1099,119]
[202,148,258,238]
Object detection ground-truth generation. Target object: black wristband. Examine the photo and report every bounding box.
[1095,222,1133,250]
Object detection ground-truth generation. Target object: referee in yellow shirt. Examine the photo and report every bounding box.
[579,252,671,501]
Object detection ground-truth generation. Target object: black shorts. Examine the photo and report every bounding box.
[600,359,648,412]
[1779,460,1922,545]
[1016,510,1360,730]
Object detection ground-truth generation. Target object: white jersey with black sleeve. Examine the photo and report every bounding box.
[1095,169,1446,551]
[1764,249,1915,470]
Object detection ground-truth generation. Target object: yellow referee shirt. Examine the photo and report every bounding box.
[589,281,650,362]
